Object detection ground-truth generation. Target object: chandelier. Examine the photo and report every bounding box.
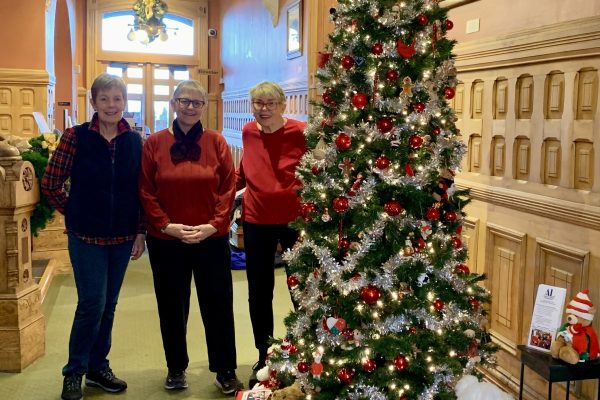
[127,0,170,44]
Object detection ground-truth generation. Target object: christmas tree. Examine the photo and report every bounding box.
[265,1,496,399]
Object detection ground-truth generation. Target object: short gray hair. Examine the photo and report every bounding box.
[91,73,127,101]
[249,81,285,103]
[173,80,207,101]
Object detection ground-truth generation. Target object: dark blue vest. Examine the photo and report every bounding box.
[65,123,142,237]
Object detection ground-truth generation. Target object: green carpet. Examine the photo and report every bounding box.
[0,254,294,399]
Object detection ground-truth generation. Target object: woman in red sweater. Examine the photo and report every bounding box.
[139,80,242,395]
[236,81,307,387]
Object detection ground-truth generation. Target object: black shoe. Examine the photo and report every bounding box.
[165,370,188,390]
[85,367,127,393]
[215,370,243,395]
[61,374,83,400]
[248,361,265,388]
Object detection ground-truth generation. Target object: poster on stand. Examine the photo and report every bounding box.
[527,284,567,352]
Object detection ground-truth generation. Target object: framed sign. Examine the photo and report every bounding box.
[286,0,302,59]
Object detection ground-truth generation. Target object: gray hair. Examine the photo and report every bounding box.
[173,80,207,101]
[249,81,286,103]
[91,73,127,101]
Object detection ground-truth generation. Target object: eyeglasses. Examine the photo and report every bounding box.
[176,98,205,108]
[252,101,280,111]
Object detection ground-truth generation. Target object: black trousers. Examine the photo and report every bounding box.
[146,234,237,373]
[243,221,298,356]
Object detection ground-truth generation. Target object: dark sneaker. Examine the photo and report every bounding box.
[61,374,83,400]
[248,361,266,388]
[86,367,127,393]
[215,370,243,395]
[165,370,188,390]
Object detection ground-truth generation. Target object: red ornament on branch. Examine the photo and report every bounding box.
[444,210,458,222]
[412,102,426,113]
[405,163,415,177]
[445,19,454,31]
[332,196,349,213]
[341,55,355,69]
[393,354,409,371]
[351,92,368,109]
[384,200,403,216]
[417,14,429,25]
[362,358,377,373]
[433,298,445,311]
[469,297,480,310]
[451,236,462,249]
[317,52,332,68]
[335,133,352,150]
[371,43,384,55]
[375,155,391,170]
[360,285,381,305]
[443,87,456,100]
[455,263,470,274]
[425,207,441,221]
[287,275,299,289]
[322,90,335,106]
[413,238,426,252]
[337,368,354,384]
[431,126,441,135]
[409,134,424,149]
[298,361,310,373]
[377,117,394,133]
[338,237,351,250]
[386,69,399,81]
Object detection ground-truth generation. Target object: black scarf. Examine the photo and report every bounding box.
[170,119,203,164]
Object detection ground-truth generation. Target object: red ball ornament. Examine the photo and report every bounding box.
[335,133,352,150]
[417,14,429,25]
[433,298,445,311]
[425,207,441,221]
[409,134,424,149]
[311,166,321,175]
[393,354,409,371]
[444,210,458,222]
[413,238,426,252]
[451,236,462,249]
[301,202,317,221]
[456,225,463,234]
[377,117,394,133]
[341,55,355,69]
[362,358,377,373]
[322,91,334,105]
[337,368,354,384]
[399,395,408,400]
[409,326,418,334]
[289,343,299,355]
[287,275,299,289]
[413,102,426,113]
[342,328,354,340]
[298,361,310,373]
[375,155,391,170]
[317,52,332,68]
[431,126,441,135]
[445,19,454,30]
[386,69,399,81]
[338,237,351,250]
[351,92,368,109]
[469,297,480,310]
[360,285,381,305]
[384,200,403,216]
[371,43,384,55]
[332,196,349,213]
[455,263,470,274]
[444,87,456,100]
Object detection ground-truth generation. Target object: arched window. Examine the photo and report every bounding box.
[101,11,194,56]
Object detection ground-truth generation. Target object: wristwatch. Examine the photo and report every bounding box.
[160,223,169,233]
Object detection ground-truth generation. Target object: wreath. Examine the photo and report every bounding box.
[132,0,168,23]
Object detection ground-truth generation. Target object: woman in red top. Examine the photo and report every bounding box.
[139,80,242,395]
[236,81,307,387]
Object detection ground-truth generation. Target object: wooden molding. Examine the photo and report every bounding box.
[0,68,55,86]
[456,177,600,231]
[454,15,600,71]
[440,0,479,9]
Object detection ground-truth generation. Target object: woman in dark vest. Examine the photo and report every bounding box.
[42,73,145,400]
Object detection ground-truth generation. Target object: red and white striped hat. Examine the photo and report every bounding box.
[566,289,595,320]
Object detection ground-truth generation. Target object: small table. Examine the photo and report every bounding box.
[518,345,600,400]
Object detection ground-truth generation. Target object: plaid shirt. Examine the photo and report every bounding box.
[41,113,145,245]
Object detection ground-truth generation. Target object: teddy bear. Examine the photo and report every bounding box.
[550,289,599,364]
[270,382,304,400]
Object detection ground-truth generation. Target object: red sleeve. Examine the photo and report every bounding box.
[41,127,77,214]
[208,135,236,233]
[235,156,246,191]
[138,137,170,231]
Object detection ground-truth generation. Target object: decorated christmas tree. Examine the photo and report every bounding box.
[265,1,496,399]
